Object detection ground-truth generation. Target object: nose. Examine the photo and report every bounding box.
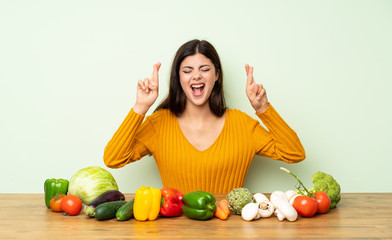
[192,70,202,80]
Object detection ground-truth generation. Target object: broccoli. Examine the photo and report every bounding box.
[311,171,341,208]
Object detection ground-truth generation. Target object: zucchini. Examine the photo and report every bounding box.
[84,190,125,217]
[116,199,135,221]
[94,201,127,221]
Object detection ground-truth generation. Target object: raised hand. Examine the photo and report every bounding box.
[133,62,161,115]
[245,64,269,114]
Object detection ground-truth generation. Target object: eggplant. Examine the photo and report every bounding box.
[84,190,125,217]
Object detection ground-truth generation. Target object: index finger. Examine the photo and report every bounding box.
[245,64,254,85]
[152,62,161,84]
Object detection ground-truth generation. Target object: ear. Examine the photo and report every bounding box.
[215,71,219,81]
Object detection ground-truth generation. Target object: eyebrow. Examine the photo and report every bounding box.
[182,64,211,69]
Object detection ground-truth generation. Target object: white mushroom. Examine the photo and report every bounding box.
[241,203,260,221]
[274,208,285,221]
[270,191,298,222]
[253,193,274,218]
[253,193,269,203]
[285,190,301,206]
[285,190,297,200]
[258,200,274,218]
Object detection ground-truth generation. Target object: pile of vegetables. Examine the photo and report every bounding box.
[44,178,83,216]
[227,168,341,222]
[279,167,341,218]
[45,166,121,217]
[44,166,340,223]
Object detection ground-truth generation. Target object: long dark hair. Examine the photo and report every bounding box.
[154,39,226,117]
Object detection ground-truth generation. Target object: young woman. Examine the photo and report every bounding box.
[104,39,305,194]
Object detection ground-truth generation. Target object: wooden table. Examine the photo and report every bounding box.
[0,193,391,239]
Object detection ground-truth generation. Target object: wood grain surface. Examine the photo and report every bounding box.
[0,193,391,239]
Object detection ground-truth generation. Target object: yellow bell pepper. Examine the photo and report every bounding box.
[133,186,161,221]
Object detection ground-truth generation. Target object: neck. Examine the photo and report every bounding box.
[180,101,215,121]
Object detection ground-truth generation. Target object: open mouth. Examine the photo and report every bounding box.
[191,84,205,96]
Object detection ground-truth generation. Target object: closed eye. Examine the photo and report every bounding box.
[182,66,193,74]
[181,65,211,73]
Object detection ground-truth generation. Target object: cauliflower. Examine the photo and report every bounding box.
[311,171,341,208]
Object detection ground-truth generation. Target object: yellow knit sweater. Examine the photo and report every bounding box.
[104,104,305,194]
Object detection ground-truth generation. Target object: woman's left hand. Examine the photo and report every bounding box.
[245,64,269,114]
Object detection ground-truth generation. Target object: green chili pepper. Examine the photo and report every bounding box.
[182,191,216,220]
[44,178,69,208]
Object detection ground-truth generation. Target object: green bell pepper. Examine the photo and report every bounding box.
[182,191,216,220]
[44,178,69,208]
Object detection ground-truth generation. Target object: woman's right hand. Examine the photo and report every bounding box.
[133,62,161,115]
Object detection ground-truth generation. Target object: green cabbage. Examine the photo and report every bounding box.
[68,166,119,204]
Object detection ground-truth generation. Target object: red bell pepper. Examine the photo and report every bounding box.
[160,187,184,217]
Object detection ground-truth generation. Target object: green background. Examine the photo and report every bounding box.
[1,0,391,193]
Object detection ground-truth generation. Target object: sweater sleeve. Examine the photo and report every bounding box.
[103,108,156,168]
[251,104,306,163]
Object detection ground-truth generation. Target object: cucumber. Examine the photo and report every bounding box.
[94,201,127,221]
[84,190,125,217]
[116,199,134,221]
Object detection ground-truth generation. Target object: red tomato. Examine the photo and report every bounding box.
[50,194,66,212]
[292,196,318,217]
[60,195,83,216]
[315,191,331,214]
